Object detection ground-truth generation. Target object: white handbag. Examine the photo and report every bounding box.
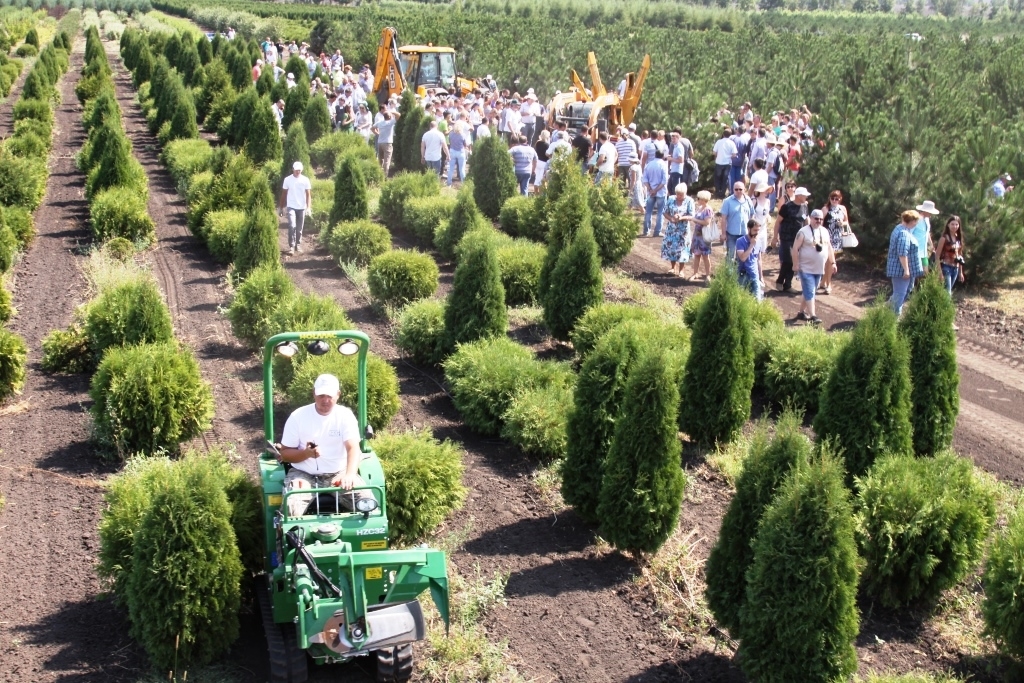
[704,221,721,243]
[842,231,859,248]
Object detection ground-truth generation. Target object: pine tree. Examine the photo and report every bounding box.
[538,163,591,301]
[255,67,274,97]
[739,449,860,683]
[177,38,202,87]
[596,349,686,554]
[133,45,154,88]
[302,95,332,145]
[442,231,507,355]
[392,89,416,170]
[398,104,426,172]
[436,181,487,259]
[469,135,516,220]
[280,122,311,191]
[233,175,281,281]
[282,82,309,131]
[196,34,212,65]
[898,273,959,456]
[163,33,182,71]
[678,267,754,446]
[704,412,810,635]
[815,304,913,480]
[245,96,283,166]
[329,155,369,226]
[542,223,603,341]
[227,87,259,148]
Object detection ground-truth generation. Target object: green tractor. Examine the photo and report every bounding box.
[257,330,450,682]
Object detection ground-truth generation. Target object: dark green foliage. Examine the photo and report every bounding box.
[24,27,38,47]
[469,135,516,220]
[282,82,309,131]
[20,67,48,100]
[163,33,183,70]
[125,457,242,669]
[165,79,200,142]
[378,172,441,231]
[815,305,913,481]
[302,95,332,145]
[588,178,638,266]
[90,343,214,457]
[0,146,47,211]
[435,181,490,259]
[856,453,996,608]
[705,413,811,634]
[80,119,123,175]
[41,326,91,375]
[329,155,369,225]
[367,250,439,308]
[280,121,311,190]
[395,298,446,366]
[187,152,258,238]
[204,209,247,264]
[542,224,603,341]
[569,303,658,360]
[233,174,281,282]
[0,285,11,324]
[269,293,352,387]
[83,90,120,136]
[196,58,231,123]
[442,231,506,355]
[86,133,147,201]
[240,95,281,165]
[12,97,51,126]
[764,328,851,414]
[679,268,754,446]
[197,34,213,65]
[898,273,959,456]
[375,429,467,545]
[738,450,860,683]
[255,66,274,97]
[161,138,215,190]
[403,195,457,244]
[285,351,401,431]
[983,503,1024,660]
[226,87,259,148]
[176,38,202,87]
[0,328,27,401]
[444,336,567,437]
[6,131,47,159]
[325,219,390,267]
[391,89,416,170]
[90,187,156,246]
[228,264,296,350]
[596,350,686,554]
[133,45,154,88]
[537,161,591,302]
[83,279,174,360]
[501,380,575,462]
[0,221,15,273]
[396,102,426,172]
[496,239,545,307]
[499,195,541,241]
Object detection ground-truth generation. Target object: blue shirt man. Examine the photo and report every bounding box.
[719,182,753,260]
[642,151,670,237]
[735,220,764,301]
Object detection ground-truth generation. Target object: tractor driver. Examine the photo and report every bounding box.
[278,373,371,517]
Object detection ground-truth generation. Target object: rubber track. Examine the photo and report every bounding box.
[375,643,414,683]
[258,586,296,683]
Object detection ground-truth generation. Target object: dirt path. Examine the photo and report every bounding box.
[0,42,149,683]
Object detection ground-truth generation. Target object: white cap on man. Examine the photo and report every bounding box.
[794,187,811,197]
[292,161,303,171]
[313,374,340,396]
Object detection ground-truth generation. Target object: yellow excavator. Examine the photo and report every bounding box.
[547,52,651,136]
[373,27,487,103]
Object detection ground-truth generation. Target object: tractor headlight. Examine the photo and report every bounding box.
[355,497,379,514]
[274,341,299,358]
[338,339,360,356]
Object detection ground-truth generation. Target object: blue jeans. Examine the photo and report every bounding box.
[515,172,531,196]
[941,263,959,294]
[891,276,913,315]
[425,158,443,176]
[595,170,613,186]
[726,233,741,260]
[768,174,780,212]
[447,150,467,185]
[799,272,821,302]
[714,164,731,197]
[730,165,745,188]
[739,273,763,301]
[286,208,306,249]
[644,195,665,236]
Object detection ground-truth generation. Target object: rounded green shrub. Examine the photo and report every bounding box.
[764,327,850,414]
[597,349,687,554]
[203,209,246,264]
[13,117,52,149]
[856,453,996,608]
[588,178,638,267]
[0,285,12,324]
[899,272,959,456]
[542,223,603,341]
[501,380,575,462]
[90,343,214,457]
[705,412,811,635]
[739,450,860,683]
[404,195,458,245]
[678,268,753,447]
[86,134,148,201]
[469,134,516,220]
[496,239,545,307]
[569,303,659,360]
[442,230,506,355]
[244,96,283,166]
[41,325,92,374]
[162,138,215,189]
[378,172,440,231]
[302,95,332,145]
[6,131,47,158]
[329,155,369,226]
[367,249,439,308]
[15,43,38,58]
[83,279,174,360]
[24,27,39,47]
[435,181,489,260]
[325,219,391,267]
[285,352,401,431]
[90,186,156,246]
[983,502,1024,660]
[499,195,541,241]
[0,221,15,273]
[443,336,566,436]
[375,429,467,546]
[815,304,913,482]
[125,457,242,669]
[395,298,446,366]
[104,237,136,262]
[0,147,47,210]
[227,264,296,350]
[0,328,27,401]
[232,174,281,282]
[310,131,376,176]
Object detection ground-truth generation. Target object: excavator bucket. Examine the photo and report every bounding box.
[619,54,651,128]
[373,27,403,103]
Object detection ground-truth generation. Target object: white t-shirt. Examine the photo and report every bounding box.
[422,128,446,162]
[796,224,830,275]
[282,173,311,210]
[281,403,360,475]
[749,168,769,191]
[713,138,738,166]
[597,141,617,173]
[751,197,771,251]
[375,119,397,144]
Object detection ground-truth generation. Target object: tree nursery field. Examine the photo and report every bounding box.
[2,2,1024,683]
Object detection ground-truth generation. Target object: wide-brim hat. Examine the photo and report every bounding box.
[915,200,940,215]
[753,183,770,193]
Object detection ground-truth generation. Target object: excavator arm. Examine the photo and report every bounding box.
[373,27,404,104]
[619,54,651,128]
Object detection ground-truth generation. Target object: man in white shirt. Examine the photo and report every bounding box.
[372,109,400,175]
[421,120,449,177]
[521,93,538,145]
[667,129,693,195]
[278,374,370,517]
[712,130,738,198]
[279,161,312,255]
[503,100,522,145]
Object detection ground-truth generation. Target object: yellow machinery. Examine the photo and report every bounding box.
[373,27,484,102]
[547,52,650,136]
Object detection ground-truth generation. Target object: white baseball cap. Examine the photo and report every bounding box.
[794,187,811,197]
[313,374,340,396]
[292,161,304,171]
